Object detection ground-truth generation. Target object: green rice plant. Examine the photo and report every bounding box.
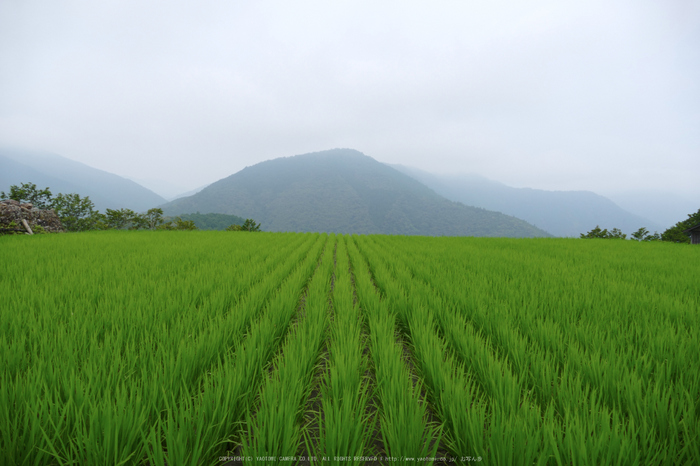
[309,236,375,465]
[355,236,549,465]
[387,296,490,461]
[2,231,698,465]
[0,231,321,464]
[150,234,327,465]
[44,386,150,466]
[346,236,441,463]
[363,234,700,465]
[241,236,334,463]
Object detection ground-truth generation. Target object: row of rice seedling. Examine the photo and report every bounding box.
[3,231,698,464]
[132,231,316,404]
[353,236,550,465]
[368,237,649,464]
[2,231,290,465]
[140,233,328,466]
[360,236,671,462]
[1,231,311,385]
[360,235,700,464]
[0,231,324,465]
[411,237,700,464]
[240,235,335,462]
[308,235,375,464]
[345,236,441,463]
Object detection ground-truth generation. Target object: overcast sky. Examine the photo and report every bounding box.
[1,0,698,201]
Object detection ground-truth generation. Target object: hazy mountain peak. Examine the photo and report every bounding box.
[1,147,166,212]
[391,164,664,237]
[162,149,549,237]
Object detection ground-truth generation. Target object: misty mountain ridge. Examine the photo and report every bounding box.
[124,177,212,201]
[161,148,550,237]
[390,164,664,237]
[168,183,211,202]
[0,147,166,212]
[602,189,697,230]
[1,144,676,237]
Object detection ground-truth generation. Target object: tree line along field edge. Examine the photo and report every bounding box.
[1,231,699,465]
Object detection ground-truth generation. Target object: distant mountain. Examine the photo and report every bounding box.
[603,189,697,230]
[161,149,550,237]
[0,147,166,212]
[124,176,190,201]
[169,183,211,201]
[391,165,663,237]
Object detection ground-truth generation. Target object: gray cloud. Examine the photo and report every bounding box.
[1,0,698,203]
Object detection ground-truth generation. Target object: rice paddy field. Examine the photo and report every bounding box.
[1,231,699,465]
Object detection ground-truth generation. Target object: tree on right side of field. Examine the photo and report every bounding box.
[661,209,700,243]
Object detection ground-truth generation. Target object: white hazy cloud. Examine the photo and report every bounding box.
[1,0,698,201]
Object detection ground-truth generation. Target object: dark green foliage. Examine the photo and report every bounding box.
[173,212,246,230]
[0,220,23,235]
[156,217,198,230]
[101,207,154,230]
[631,227,661,242]
[2,182,104,232]
[580,226,627,239]
[225,219,261,231]
[51,192,103,232]
[2,182,168,232]
[145,208,165,230]
[631,227,648,241]
[129,213,149,230]
[607,228,627,239]
[161,149,549,237]
[241,219,261,232]
[0,182,54,209]
[105,208,135,229]
[661,209,700,243]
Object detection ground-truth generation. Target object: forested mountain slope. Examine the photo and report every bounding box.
[162,149,550,237]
